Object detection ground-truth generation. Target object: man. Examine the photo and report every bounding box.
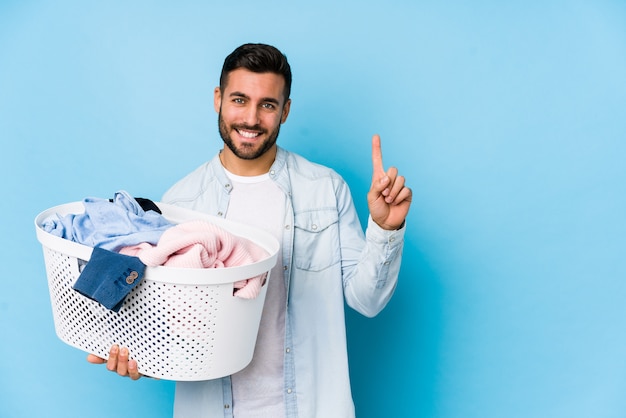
[89,43,411,417]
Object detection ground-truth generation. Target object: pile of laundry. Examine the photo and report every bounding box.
[42,190,268,311]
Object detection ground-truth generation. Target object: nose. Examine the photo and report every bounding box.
[243,105,261,127]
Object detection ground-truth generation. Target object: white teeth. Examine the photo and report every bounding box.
[238,130,259,139]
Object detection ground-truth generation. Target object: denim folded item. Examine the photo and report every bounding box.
[73,246,146,312]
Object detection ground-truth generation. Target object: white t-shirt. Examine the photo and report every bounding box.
[224,169,287,418]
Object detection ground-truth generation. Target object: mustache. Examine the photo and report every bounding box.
[233,123,265,132]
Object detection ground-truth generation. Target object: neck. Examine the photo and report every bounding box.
[219,145,277,176]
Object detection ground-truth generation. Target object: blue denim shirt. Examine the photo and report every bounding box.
[162,146,406,418]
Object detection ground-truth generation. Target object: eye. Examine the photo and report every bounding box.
[261,103,276,110]
[233,98,245,104]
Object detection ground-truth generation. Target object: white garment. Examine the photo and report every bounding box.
[224,169,287,418]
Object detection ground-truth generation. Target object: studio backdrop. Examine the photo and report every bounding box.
[1,1,625,417]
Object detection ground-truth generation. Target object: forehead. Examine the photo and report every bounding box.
[222,68,286,102]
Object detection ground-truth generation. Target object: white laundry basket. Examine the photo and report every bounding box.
[35,201,279,381]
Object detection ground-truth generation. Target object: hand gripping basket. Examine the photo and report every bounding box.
[34,201,279,381]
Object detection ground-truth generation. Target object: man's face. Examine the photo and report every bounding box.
[215,68,291,160]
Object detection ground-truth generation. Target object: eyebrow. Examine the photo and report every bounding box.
[229,91,281,105]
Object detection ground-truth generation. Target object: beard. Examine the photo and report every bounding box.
[218,112,281,160]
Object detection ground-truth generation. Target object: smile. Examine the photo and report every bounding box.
[237,129,261,139]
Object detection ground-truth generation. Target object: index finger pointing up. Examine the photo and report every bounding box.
[372,134,385,176]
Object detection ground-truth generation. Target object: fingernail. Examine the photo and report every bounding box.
[111,345,119,355]
[120,347,128,357]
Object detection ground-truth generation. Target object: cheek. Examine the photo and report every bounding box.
[220,107,241,124]
[263,113,284,128]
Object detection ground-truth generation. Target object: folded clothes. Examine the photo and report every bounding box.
[43,191,267,306]
[73,247,146,312]
[120,220,269,299]
[42,190,173,252]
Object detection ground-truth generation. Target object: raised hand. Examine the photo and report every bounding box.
[367,134,412,230]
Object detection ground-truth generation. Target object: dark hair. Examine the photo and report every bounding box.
[219,43,292,101]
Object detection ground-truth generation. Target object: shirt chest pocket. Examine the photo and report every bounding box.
[293,210,340,272]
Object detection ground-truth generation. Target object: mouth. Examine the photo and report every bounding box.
[236,128,262,140]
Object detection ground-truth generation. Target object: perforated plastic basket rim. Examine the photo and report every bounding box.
[34,201,280,285]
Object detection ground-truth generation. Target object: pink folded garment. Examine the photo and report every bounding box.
[119,220,269,299]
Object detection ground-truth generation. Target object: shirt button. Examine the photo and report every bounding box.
[389,237,396,242]
[286,348,291,353]
[126,271,139,284]
[224,404,230,409]
[270,170,275,176]
[285,225,291,230]
[217,211,223,217]
[311,224,318,230]
[287,389,293,394]
[283,265,288,271]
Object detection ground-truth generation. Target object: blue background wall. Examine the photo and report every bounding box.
[1,1,626,417]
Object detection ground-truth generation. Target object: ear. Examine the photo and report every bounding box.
[213,87,222,113]
[281,98,292,124]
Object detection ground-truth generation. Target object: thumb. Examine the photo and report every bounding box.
[87,353,106,364]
